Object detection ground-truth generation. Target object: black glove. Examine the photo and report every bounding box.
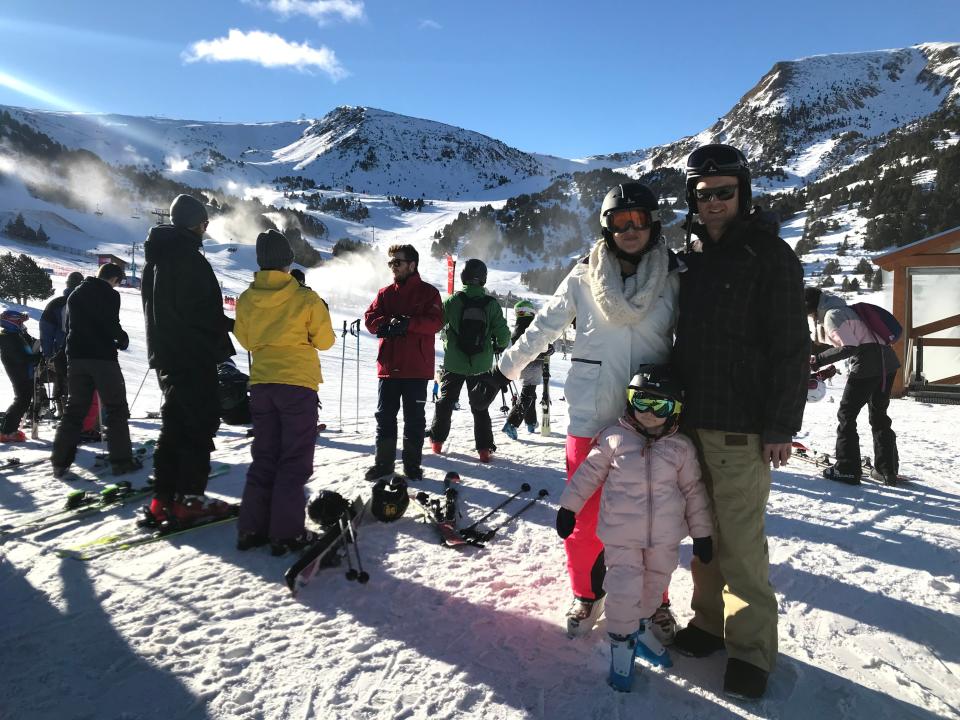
[116,331,130,351]
[475,369,509,408]
[556,507,576,539]
[692,536,713,564]
[377,316,409,338]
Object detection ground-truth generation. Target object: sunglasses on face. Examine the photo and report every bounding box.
[387,258,409,268]
[606,208,652,233]
[627,390,681,418]
[695,185,738,203]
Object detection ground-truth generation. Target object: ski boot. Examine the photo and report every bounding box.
[526,423,538,434]
[566,595,605,638]
[649,601,679,646]
[165,494,235,529]
[111,456,144,476]
[635,620,672,668]
[270,529,320,556]
[608,631,638,692]
[501,422,518,441]
[364,463,394,482]
[237,532,269,551]
[477,448,493,463]
[821,465,861,485]
[0,430,27,443]
[869,468,897,486]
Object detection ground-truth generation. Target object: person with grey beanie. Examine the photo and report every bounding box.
[140,194,237,526]
[40,270,86,417]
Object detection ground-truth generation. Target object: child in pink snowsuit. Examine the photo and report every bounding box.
[556,365,713,692]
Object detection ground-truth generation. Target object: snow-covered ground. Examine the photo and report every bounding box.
[1,231,958,720]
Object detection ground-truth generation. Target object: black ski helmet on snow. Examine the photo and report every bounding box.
[684,143,752,219]
[461,258,487,286]
[307,489,350,528]
[599,183,661,262]
[371,475,409,522]
[625,364,683,437]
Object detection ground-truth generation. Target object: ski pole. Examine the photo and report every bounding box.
[494,351,508,413]
[337,514,357,580]
[460,482,531,535]
[337,320,347,433]
[129,366,150,415]
[350,319,361,433]
[478,489,548,543]
[343,510,369,584]
[31,362,40,440]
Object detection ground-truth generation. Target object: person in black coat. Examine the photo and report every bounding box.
[50,263,139,475]
[39,271,84,417]
[0,310,40,442]
[141,194,236,523]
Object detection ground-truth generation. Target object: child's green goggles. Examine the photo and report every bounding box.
[627,389,681,418]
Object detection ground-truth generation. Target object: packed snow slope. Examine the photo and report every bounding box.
[0,238,958,720]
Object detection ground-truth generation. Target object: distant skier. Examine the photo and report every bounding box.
[0,310,40,442]
[234,230,335,554]
[477,183,681,641]
[39,270,84,417]
[141,194,237,523]
[501,299,553,438]
[806,287,900,485]
[51,264,141,476]
[557,366,713,692]
[363,244,443,481]
[429,259,510,463]
[672,144,808,700]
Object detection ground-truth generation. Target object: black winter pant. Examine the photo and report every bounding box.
[506,384,538,428]
[374,378,427,472]
[430,371,495,452]
[835,372,898,477]
[153,365,221,500]
[2,373,33,434]
[51,358,133,468]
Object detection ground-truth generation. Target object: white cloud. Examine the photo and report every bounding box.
[183,29,348,80]
[246,0,364,24]
[419,19,442,30]
[165,157,190,173]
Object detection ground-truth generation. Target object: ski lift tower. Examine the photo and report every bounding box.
[151,208,170,226]
[129,242,141,286]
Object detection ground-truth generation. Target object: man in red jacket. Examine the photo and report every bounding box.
[363,244,443,481]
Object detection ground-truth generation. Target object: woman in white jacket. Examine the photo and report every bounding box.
[486,183,681,636]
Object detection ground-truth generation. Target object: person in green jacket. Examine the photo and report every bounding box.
[428,259,510,462]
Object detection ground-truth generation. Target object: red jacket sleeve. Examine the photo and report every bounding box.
[364,289,388,335]
[407,285,443,336]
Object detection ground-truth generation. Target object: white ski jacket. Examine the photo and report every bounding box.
[499,239,679,438]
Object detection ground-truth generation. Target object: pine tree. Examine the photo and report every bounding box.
[0,253,54,304]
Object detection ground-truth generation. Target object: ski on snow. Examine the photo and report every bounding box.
[791,442,916,484]
[284,496,367,596]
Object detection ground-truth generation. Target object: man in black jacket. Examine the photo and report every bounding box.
[141,194,235,524]
[671,145,809,700]
[0,310,40,442]
[40,270,84,417]
[51,263,139,475]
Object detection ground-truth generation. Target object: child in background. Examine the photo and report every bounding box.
[501,300,553,439]
[234,230,335,555]
[556,365,713,692]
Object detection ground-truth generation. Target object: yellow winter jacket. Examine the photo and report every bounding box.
[234,271,335,390]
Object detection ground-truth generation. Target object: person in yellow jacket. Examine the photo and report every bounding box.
[234,230,335,555]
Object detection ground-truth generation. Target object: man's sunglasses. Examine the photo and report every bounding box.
[627,389,681,418]
[695,185,738,203]
[605,208,653,234]
[387,258,409,268]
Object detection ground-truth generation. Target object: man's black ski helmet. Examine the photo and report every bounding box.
[599,183,661,260]
[307,489,350,528]
[461,258,487,286]
[685,143,752,219]
[371,475,409,522]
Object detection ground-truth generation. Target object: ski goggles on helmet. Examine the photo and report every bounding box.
[686,144,748,176]
[694,185,738,203]
[627,389,681,418]
[604,207,653,234]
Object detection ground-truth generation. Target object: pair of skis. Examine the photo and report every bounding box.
[412,472,548,548]
[285,496,368,596]
[791,442,914,484]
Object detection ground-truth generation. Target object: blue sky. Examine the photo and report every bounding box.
[0,1,957,157]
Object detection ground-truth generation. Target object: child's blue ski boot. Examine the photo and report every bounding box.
[608,631,638,692]
[635,620,673,668]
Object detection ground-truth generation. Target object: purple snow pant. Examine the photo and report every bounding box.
[238,384,318,541]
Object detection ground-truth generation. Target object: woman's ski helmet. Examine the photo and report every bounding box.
[684,143,752,219]
[599,183,661,262]
[371,475,409,522]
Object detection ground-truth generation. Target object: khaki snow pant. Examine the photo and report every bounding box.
[688,429,778,672]
[603,544,679,637]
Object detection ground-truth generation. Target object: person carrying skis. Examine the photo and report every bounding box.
[141,194,236,524]
[0,310,41,442]
[39,270,84,417]
[363,244,443,481]
[50,264,141,476]
[234,230,335,554]
[501,299,553,439]
[429,259,510,463]
[477,183,681,641]
[557,365,712,692]
[671,144,809,700]
[805,287,899,485]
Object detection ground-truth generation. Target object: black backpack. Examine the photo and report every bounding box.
[218,362,250,425]
[455,294,493,358]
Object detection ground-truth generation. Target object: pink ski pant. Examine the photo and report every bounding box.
[565,434,670,606]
